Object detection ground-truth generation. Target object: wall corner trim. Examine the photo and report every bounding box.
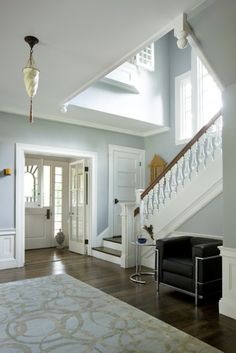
[219,246,236,320]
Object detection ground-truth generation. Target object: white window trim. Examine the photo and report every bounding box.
[175,71,192,145]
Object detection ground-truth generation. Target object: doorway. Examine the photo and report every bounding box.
[108,145,145,237]
[16,143,97,267]
[24,155,69,250]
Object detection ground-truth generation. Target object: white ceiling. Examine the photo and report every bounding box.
[0,0,205,136]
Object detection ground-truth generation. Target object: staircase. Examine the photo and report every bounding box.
[92,111,223,268]
[141,111,223,237]
[92,236,122,265]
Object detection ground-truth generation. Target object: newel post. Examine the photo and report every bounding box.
[120,202,136,268]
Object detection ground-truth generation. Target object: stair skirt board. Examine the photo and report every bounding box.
[103,239,122,251]
[92,249,121,265]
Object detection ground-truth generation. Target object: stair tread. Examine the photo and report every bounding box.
[103,236,122,244]
[92,247,121,257]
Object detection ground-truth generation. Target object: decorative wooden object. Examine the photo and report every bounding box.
[148,154,167,184]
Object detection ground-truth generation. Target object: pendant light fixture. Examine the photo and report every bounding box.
[23,35,39,123]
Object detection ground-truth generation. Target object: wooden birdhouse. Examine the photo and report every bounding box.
[148,154,167,184]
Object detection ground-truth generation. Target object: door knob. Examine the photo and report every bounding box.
[114,198,119,204]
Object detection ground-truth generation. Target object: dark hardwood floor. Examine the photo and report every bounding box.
[0,248,235,353]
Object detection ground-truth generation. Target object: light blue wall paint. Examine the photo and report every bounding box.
[70,35,170,127]
[144,31,191,182]
[0,112,144,234]
[178,193,223,236]
[0,142,15,228]
[189,0,236,247]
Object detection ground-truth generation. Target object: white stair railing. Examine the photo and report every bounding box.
[141,111,222,217]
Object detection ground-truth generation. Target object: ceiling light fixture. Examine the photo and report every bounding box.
[23,35,39,123]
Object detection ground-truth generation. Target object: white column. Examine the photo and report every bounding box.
[120,202,136,268]
[219,247,236,320]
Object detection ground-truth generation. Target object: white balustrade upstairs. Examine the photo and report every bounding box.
[141,111,222,218]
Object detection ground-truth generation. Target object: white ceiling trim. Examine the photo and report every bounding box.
[0,107,169,137]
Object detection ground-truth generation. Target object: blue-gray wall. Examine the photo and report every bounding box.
[188,0,236,248]
[144,31,191,179]
[178,193,223,236]
[0,112,144,234]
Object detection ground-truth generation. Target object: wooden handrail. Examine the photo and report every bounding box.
[141,110,222,199]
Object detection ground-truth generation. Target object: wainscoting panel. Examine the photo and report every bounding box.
[0,229,17,269]
[219,246,236,320]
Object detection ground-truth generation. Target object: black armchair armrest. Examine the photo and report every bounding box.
[192,242,222,258]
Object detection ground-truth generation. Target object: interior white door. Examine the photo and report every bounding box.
[69,160,86,254]
[112,148,144,236]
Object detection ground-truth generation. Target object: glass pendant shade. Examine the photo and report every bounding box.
[23,66,39,98]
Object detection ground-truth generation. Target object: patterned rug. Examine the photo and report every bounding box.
[0,274,222,353]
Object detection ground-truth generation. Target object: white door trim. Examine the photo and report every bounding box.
[108,144,145,237]
[15,143,97,267]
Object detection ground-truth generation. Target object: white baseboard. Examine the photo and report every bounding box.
[170,231,223,240]
[219,246,236,320]
[0,259,17,270]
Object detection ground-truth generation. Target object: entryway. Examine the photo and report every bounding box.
[16,143,97,267]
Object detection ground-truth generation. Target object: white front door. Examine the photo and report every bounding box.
[25,159,69,250]
[25,207,52,249]
[69,160,86,254]
[110,146,145,236]
[25,159,53,249]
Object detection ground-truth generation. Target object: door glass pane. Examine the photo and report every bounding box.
[54,166,63,236]
[43,166,51,207]
[24,165,38,204]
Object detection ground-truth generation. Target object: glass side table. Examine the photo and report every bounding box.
[129,240,157,284]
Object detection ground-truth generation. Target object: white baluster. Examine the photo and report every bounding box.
[143,195,148,218]
[198,134,206,172]
[153,184,160,209]
[177,157,184,192]
[164,171,171,201]
[148,190,154,215]
[170,164,178,195]
[183,150,191,185]
[191,143,198,178]
[206,127,214,164]
[213,117,223,157]
[159,179,165,206]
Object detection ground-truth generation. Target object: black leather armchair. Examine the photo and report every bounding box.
[155,236,222,304]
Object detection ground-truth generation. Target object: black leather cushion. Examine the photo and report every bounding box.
[163,271,193,292]
[163,257,193,278]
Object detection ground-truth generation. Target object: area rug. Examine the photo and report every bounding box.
[0,274,222,353]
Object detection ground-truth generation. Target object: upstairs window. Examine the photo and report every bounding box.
[175,53,222,145]
[175,71,192,144]
[132,43,155,71]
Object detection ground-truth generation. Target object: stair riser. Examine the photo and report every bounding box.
[92,250,121,265]
[103,240,122,251]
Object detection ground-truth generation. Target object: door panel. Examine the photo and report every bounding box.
[69,161,86,254]
[25,207,52,249]
[112,149,144,236]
